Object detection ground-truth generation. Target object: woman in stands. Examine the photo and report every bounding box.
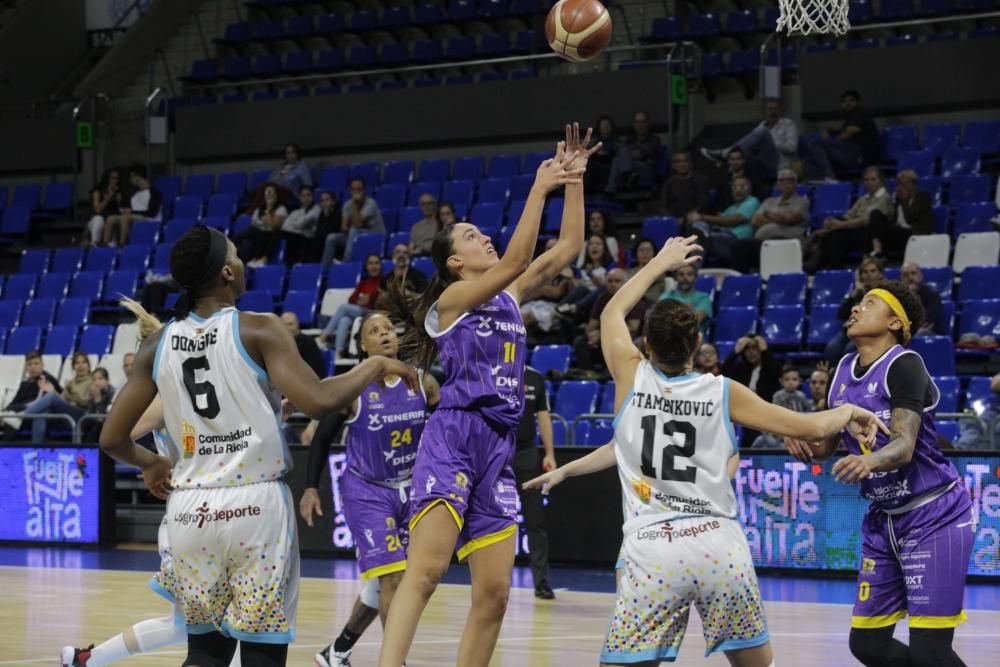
[786,280,974,667]
[575,210,620,268]
[525,235,886,667]
[235,183,288,268]
[826,255,886,364]
[319,254,383,358]
[86,168,123,247]
[377,124,597,667]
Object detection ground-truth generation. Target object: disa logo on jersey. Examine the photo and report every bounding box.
[182,422,197,458]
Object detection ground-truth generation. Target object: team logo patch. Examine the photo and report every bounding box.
[369,391,379,401]
[368,414,383,431]
[862,558,876,574]
[475,316,493,337]
[363,528,375,547]
[425,475,437,494]
[632,479,651,504]
[455,472,469,489]
[385,517,396,530]
[839,383,846,394]
[867,382,879,394]
[181,421,197,459]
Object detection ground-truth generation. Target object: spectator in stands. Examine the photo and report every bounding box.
[438,201,458,226]
[576,211,620,268]
[626,238,666,303]
[809,361,830,411]
[556,234,615,322]
[235,184,288,268]
[824,256,885,363]
[584,114,618,192]
[318,254,382,357]
[102,165,162,246]
[701,99,800,179]
[660,150,710,219]
[122,353,135,380]
[710,147,765,212]
[694,342,721,375]
[322,178,386,264]
[573,269,644,377]
[660,263,712,335]
[282,185,320,266]
[2,352,61,439]
[379,243,428,302]
[24,352,92,443]
[81,367,115,442]
[85,168,122,247]
[409,193,439,256]
[901,262,945,335]
[752,169,811,241]
[868,169,933,259]
[803,89,881,181]
[722,334,782,447]
[809,166,892,269]
[957,372,1000,450]
[314,190,342,264]
[522,239,574,340]
[280,311,324,377]
[268,142,312,196]
[686,176,761,265]
[753,365,813,447]
[606,111,661,194]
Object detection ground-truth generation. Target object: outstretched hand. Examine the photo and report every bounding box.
[522,467,567,495]
[653,235,703,272]
[534,141,586,194]
[563,122,603,173]
[846,405,890,451]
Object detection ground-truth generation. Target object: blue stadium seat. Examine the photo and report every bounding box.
[509,174,535,201]
[173,195,203,219]
[688,12,721,37]
[0,301,21,327]
[152,244,174,272]
[811,270,854,308]
[957,266,999,302]
[407,182,442,207]
[51,248,84,274]
[19,248,50,274]
[128,221,160,246]
[184,174,214,198]
[186,58,218,82]
[640,217,680,248]
[58,297,91,325]
[958,299,1000,339]
[479,177,511,204]
[895,149,935,177]
[238,290,274,313]
[85,246,117,273]
[506,199,527,229]
[1,206,31,238]
[327,262,361,288]
[216,172,246,197]
[315,48,345,73]
[953,203,997,236]
[598,382,616,414]
[21,298,56,328]
[487,155,521,179]
[79,324,114,355]
[411,256,436,278]
[6,326,42,355]
[42,183,74,215]
[725,9,757,32]
[948,174,991,204]
[206,193,238,218]
[251,264,285,292]
[153,176,181,204]
[764,272,807,307]
[383,160,415,185]
[921,175,944,205]
[201,216,230,233]
[919,266,952,300]
[934,376,960,413]
[163,218,198,243]
[282,290,317,326]
[37,273,70,300]
[811,182,853,222]
[649,16,681,40]
[117,246,150,272]
[907,336,955,375]
[70,271,103,302]
[922,123,961,156]
[471,202,504,230]
[351,233,387,260]
[398,206,423,233]
[695,275,716,302]
[543,199,564,233]
[375,184,407,214]
[445,35,476,59]
[453,157,484,184]
[963,120,1000,154]
[350,162,380,188]
[418,159,450,183]
[44,325,78,355]
[480,32,509,56]
[387,231,409,253]
[288,263,324,292]
[719,274,762,309]
[935,420,959,443]
[760,305,804,347]
[807,305,841,347]
[575,418,614,446]
[554,381,600,422]
[319,165,350,191]
[4,274,36,301]
[11,184,41,210]
[442,180,475,213]
[941,148,982,180]
[252,53,280,76]
[882,126,919,162]
[714,307,758,342]
[965,376,995,414]
[530,345,571,377]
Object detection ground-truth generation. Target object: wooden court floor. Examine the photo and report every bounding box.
[2,565,997,666]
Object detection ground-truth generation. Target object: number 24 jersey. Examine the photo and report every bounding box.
[613,362,738,535]
[153,307,287,490]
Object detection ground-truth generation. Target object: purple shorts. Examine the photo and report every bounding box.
[853,482,975,630]
[341,470,410,580]
[409,408,519,562]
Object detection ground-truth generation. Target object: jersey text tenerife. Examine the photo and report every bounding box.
[614,363,738,535]
[153,307,287,489]
[425,290,526,430]
[344,376,428,483]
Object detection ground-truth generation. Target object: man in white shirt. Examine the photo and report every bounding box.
[701,99,799,178]
[102,165,163,246]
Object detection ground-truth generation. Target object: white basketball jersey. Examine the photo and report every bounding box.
[614,362,738,535]
[153,307,287,490]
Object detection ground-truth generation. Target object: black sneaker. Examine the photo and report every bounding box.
[535,580,555,600]
[60,645,94,667]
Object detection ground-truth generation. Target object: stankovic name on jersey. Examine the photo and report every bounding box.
[171,331,218,352]
[631,392,715,417]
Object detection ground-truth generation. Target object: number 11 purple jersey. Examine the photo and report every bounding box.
[425,290,526,431]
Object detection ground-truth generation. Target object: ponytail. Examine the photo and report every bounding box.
[119,297,164,343]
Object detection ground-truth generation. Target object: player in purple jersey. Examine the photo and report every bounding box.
[785,279,975,667]
[301,311,440,667]
[378,124,600,667]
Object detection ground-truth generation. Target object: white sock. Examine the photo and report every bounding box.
[87,634,130,667]
[132,616,186,653]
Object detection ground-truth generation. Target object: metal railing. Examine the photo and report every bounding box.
[0,412,83,442]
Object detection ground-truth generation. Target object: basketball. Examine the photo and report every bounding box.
[545,0,613,63]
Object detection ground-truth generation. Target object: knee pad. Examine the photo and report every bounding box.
[182,631,238,667]
[360,577,380,609]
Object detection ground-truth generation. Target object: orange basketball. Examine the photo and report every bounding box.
[545,0,613,63]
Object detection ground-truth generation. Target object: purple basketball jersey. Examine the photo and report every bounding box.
[344,377,428,484]
[425,290,526,430]
[829,346,958,510]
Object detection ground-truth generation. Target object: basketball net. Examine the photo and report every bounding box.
[776,0,850,35]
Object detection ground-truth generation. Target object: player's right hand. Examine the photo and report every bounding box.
[848,405,890,450]
[534,141,585,193]
[299,487,323,527]
[784,437,817,463]
[376,357,419,393]
[141,454,173,501]
[522,467,567,495]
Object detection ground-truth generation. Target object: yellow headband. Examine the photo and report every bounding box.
[866,288,912,343]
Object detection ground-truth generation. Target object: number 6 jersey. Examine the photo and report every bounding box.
[613,361,738,535]
[153,307,287,490]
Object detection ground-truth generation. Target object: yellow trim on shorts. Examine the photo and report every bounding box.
[360,560,407,582]
[851,610,908,629]
[910,612,967,629]
[410,498,463,532]
[456,524,517,563]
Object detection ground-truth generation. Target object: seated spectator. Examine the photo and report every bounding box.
[280,311,324,377]
[686,176,761,264]
[576,211,620,268]
[701,99,800,179]
[85,168,123,247]
[957,372,1000,450]
[122,352,135,380]
[80,367,116,442]
[660,263,712,335]
[438,201,458,226]
[868,170,933,259]
[694,342,721,375]
[23,352,92,443]
[710,147,765,212]
[103,164,162,246]
[626,238,665,302]
[803,89,881,181]
[379,243,428,303]
[268,142,312,198]
[314,190,341,264]
[409,193,439,256]
[808,166,892,270]
[752,169,810,241]
[606,110,661,194]
[556,234,615,322]
[824,256,885,363]
[584,115,618,193]
[809,361,830,411]
[572,269,643,377]
[321,178,385,265]
[660,150,710,219]
[2,352,61,438]
[752,364,814,448]
[522,239,574,339]
[235,184,288,268]
[282,185,320,265]
[901,262,945,335]
[318,254,382,357]
[721,334,782,447]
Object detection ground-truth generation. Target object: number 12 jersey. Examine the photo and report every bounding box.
[153,307,287,490]
[613,362,738,535]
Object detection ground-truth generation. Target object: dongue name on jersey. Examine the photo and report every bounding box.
[630,391,715,417]
[170,330,218,352]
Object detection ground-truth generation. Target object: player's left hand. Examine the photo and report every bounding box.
[523,467,566,495]
[847,405,890,450]
[377,357,419,393]
[654,235,703,272]
[280,398,296,423]
[563,122,602,172]
[141,454,173,500]
[542,454,557,472]
[832,454,874,484]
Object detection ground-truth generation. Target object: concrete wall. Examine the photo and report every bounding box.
[0,0,86,104]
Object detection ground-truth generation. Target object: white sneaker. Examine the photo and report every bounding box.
[315,644,351,667]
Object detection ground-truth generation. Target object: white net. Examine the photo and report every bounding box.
[776,0,851,35]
